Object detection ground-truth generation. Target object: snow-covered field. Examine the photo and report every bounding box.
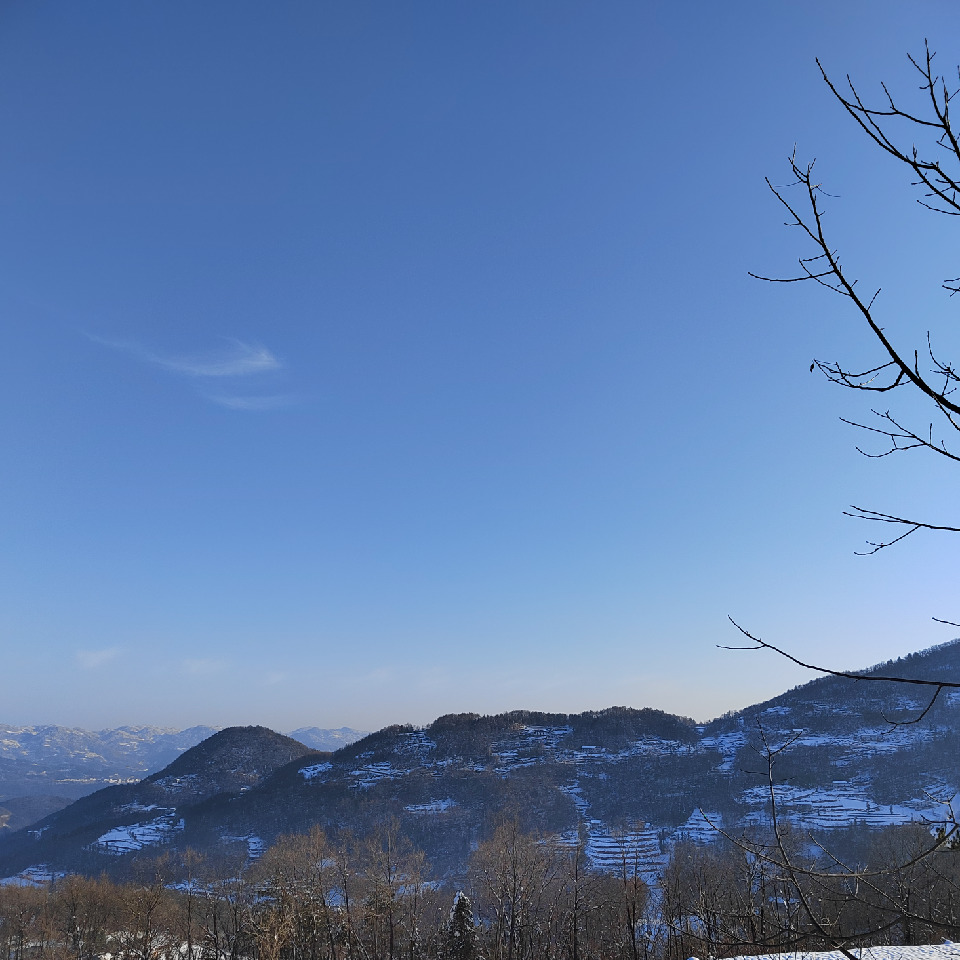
[727,946,960,960]
[740,783,948,831]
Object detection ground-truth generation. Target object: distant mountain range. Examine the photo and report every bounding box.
[285,727,366,752]
[2,641,959,882]
[0,724,367,826]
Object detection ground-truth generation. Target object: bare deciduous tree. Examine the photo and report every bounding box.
[753,40,960,557]
[732,41,960,955]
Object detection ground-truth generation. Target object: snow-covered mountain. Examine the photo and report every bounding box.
[0,724,367,803]
[0,724,219,800]
[3,642,959,882]
[286,726,367,751]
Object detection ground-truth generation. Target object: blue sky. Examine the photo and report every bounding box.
[1,2,957,731]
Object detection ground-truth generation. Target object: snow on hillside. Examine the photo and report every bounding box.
[300,761,332,780]
[11,649,960,881]
[739,783,951,832]
[96,811,184,854]
[284,710,960,878]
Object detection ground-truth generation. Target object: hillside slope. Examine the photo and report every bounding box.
[0,727,315,874]
[4,642,960,881]
[0,725,218,799]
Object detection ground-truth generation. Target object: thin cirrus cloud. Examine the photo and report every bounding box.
[151,340,280,378]
[89,334,281,377]
[89,334,294,410]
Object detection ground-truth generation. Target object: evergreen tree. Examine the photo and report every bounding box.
[444,890,479,960]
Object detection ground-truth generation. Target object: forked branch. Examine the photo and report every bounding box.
[843,506,960,554]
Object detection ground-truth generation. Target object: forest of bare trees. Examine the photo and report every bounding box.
[2,817,960,960]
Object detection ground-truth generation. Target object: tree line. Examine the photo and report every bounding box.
[2,818,960,960]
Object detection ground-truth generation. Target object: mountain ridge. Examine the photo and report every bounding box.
[4,640,959,882]
[0,723,368,805]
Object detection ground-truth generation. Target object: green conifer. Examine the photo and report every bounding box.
[444,890,479,960]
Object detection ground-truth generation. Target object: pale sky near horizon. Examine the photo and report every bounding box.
[2,2,958,733]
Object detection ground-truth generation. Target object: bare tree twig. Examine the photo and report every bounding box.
[722,618,960,690]
[842,507,960,555]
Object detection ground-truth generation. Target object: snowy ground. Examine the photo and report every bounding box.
[740,783,948,832]
[726,945,960,960]
[0,866,64,887]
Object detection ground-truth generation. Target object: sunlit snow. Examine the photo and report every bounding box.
[727,946,960,960]
[95,812,183,854]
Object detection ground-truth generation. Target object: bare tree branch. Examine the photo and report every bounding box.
[754,43,960,556]
[842,507,960,555]
[726,41,960,956]
[722,617,960,690]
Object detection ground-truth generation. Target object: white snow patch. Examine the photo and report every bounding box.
[727,945,960,960]
[95,813,184,854]
[405,799,456,814]
[700,731,746,771]
[1,866,63,887]
[740,782,941,830]
[300,761,333,780]
[351,761,405,789]
[557,821,666,886]
[676,809,722,843]
[560,781,590,817]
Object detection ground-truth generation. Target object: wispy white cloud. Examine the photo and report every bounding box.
[89,334,296,411]
[209,393,297,411]
[89,335,282,378]
[76,647,121,669]
[155,339,281,377]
